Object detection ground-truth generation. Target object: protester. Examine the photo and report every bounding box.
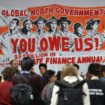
[87,63,105,105]
[0,67,19,105]
[50,64,90,105]
[56,71,61,80]
[41,70,57,105]
[39,63,47,76]
[0,76,2,83]
[10,59,19,69]
[73,64,84,80]
[12,57,44,105]
[100,65,105,82]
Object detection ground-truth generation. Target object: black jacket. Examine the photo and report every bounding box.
[87,79,105,105]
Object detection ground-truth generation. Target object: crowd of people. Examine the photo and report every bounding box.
[0,57,105,105]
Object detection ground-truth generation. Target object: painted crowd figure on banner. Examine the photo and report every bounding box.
[74,23,84,38]
[0,18,21,55]
[73,23,88,51]
[21,19,35,38]
[34,17,48,53]
[59,17,78,52]
[59,17,72,37]
[20,19,35,54]
[46,16,60,36]
[34,16,47,37]
[86,19,105,50]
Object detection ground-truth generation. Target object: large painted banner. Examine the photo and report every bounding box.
[0,4,105,73]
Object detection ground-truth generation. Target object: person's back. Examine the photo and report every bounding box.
[100,65,105,83]
[41,70,56,105]
[12,57,44,105]
[0,81,13,105]
[12,72,43,105]
[87,63,105,105]
[87,79,105,105]
[51,64,90,105]
[0,67,18,105]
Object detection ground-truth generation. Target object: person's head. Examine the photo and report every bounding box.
[34,17,46,30]
[22,19,33,33]
[43,70,56,84]
[10,59,19,69]
[101,65,105,77]
[0,76,2,83]
[9,18,19,30]
[73,64,79,70]
[61,64,78,79]
[39,63,47,75]
[2,67,19,81]
[56,71,61,80]
[74,23,84,37]
[47,16,58,32]
[59,17,71,31]
[48,70,56,82]
[87,63,101,79]
[86,19,100,31]
[21,57,34,71]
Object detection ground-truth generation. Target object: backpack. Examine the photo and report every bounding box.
[11,74,34,105]
[55,80,86,105]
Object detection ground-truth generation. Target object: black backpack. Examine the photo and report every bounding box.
[11,74,34,105]
[55,80,86,105]
[11,83,33,105]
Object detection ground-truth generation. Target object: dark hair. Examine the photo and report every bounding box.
[73,64,79,70]
[88,63,101,76]
[10,59,18,66]
[21,19,33,34]
[2,67,19,81]
[0,76,2,82]
[48,22,58,32]
[101,65,105,72]
[87,21,97,30]
[56,71,61,80]
[10,60,14,65]
[12,18,19,26]
[74,23,83,36]
[42,70,55,85]
[21,57,34,71]
[39,63,47,70]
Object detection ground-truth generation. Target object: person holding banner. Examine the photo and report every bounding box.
[0,18,21,55]
[86,18,105,50]
[46,16,60,36]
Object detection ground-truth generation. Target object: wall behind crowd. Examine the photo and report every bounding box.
[0,0,105,75]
